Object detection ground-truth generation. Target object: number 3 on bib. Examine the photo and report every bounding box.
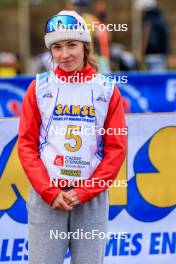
[64,125,82,152]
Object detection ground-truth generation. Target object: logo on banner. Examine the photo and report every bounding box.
[0,136,29,224]
[0,124,175,224]
[118,83,151,113]
[0,83,25,117]
[109,126,176,221]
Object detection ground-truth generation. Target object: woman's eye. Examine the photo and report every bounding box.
[53,46,61,50]
[69,43,76,47]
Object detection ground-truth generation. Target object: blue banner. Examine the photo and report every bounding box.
[0,72,176,117]
[0,77,33,117]
[116,72,176,113]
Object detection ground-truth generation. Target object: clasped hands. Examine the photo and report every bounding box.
[51,189,80,211]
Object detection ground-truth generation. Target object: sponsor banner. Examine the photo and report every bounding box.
[0,113,175,263]
[0,77,31,117]
[0,73,176,117]
[115,72,176,113]
[0,118,29,263]
[104,113,176,264]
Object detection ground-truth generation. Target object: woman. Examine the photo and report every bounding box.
[18,10,126,264]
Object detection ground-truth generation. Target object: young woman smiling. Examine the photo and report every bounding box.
[18,10,126,264]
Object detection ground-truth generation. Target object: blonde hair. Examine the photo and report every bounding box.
[83,42,99,72]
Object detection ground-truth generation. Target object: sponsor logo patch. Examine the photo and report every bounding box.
[61,169,81,177]
[54,155,64,166]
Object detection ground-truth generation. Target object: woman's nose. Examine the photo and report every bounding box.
[61,47,70,59]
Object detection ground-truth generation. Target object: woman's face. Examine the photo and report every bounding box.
[51,40,84,72]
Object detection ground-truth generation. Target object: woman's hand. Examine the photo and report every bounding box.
[51,191,74,211]
[66,189,80,206]
[51,189,80,211]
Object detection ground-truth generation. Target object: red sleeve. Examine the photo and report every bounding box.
[17,80,61,205]
[75,85,127,203]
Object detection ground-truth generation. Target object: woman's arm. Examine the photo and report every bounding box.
[18,80,61,205]
[74,85,127,204]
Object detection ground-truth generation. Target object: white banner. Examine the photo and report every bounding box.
[0,114,175,263]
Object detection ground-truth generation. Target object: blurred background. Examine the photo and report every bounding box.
[0,3,176,263]
[0,0,176,75]
[0,0,176,117]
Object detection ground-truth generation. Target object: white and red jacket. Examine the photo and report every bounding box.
[18,64,126,205]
